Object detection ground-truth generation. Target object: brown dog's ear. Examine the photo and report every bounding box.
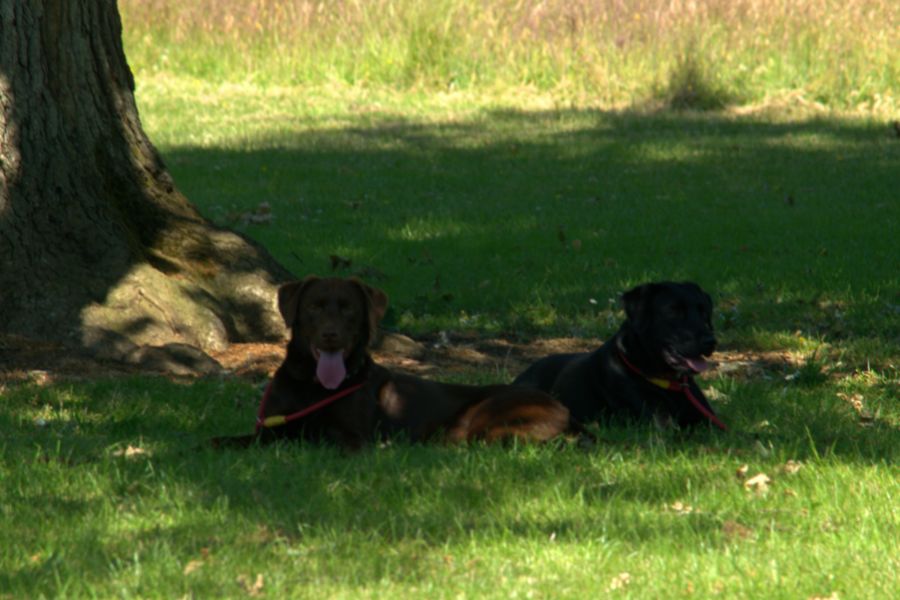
[278,277,320,328]
[350,278,389,340]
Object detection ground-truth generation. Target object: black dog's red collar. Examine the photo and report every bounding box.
[617,351,727,431]
[255,380,366,434]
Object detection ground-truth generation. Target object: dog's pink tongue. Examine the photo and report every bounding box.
[685,357,710,373]
[316,351,346,389]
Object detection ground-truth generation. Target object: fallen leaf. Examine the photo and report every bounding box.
[237,573,264,597]
[722,520,753,540]
[736,464,749,479]
[782,460,803,475]
[837,392,864,413]
[744,472,771,493]
[113,445,148,458]
[668,501,695,515]
[608,572,631,591]
[183,560,203,576]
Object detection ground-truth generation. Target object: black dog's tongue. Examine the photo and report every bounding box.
[316,351,347,389]
[664,350,710,374]
[683,356,709,374]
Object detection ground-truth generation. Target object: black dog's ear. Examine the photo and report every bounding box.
[621,283,658,325]
[349,278,389,341]
[277,276,320,328]
[681,281,714,313]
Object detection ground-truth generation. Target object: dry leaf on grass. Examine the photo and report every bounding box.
[743,472,771,493]
[837,392,875,425]
[237,573,264,597]
[112,445,148,458]
[183,560,203,576]
[607,572,631,591]
[667,501,695,515]
[722,520,754,541]
[736,464,749,479]
[782,460,803,475]
[836,392,864,412]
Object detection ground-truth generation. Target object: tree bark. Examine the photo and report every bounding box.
[0,0,291,371]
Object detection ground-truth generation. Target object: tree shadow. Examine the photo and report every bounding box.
[163,107,898,354]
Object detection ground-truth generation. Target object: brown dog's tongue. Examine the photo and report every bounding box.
[316,351,347,389]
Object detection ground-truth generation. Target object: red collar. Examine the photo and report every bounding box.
[617,350,727,431]
[255,380,366,434]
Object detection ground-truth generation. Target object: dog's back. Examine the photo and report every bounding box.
[513,352,583,391]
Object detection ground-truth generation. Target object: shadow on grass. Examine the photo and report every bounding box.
[164,108,899,359]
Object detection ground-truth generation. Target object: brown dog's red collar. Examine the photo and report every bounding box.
[255,380,366,434]
[617,350,727,431]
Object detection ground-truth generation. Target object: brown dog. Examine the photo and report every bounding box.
[214,276,571,449]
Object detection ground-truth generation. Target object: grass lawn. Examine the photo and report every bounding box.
[2,1,900,597]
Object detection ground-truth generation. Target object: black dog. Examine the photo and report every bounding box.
[214,276,572,449]
[514,281,726,430]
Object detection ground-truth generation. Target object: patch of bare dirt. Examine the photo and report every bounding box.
[1,331,801,386]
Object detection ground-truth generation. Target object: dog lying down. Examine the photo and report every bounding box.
[514,281,727,431]
[213,276,574,450]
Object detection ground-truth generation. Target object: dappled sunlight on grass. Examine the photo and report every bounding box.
[387,216,467,242]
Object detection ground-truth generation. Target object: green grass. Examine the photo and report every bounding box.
[3,2,900,597]
[119,0,900,111]
[2,376,899,598]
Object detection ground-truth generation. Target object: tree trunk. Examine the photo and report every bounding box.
[0,0,291,371]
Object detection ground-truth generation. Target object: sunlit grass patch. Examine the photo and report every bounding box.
[121,0,900,114]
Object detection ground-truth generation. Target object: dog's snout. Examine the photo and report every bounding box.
[320,328,340,343]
